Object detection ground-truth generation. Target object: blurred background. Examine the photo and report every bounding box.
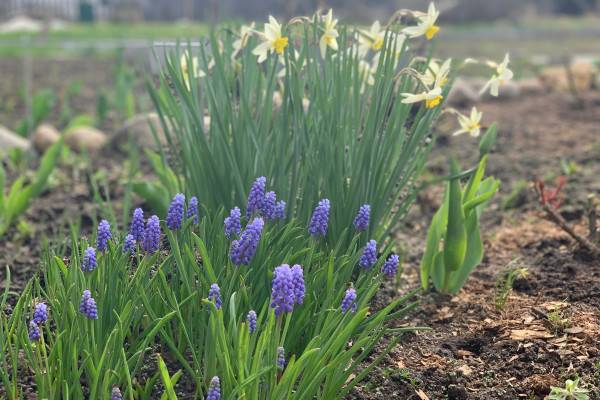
[0,0,599,150]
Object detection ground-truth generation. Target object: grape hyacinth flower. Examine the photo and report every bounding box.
[33,303,48,325]
[187,196,199,224]
[246,176,266,218]
[353,204,371,232]
[79,290,98,319]
[96,220,112,252]
[274,200,286,220]
[291,265,305,305]
[166,193,185,230]
[142,215,161,254]
[208,283,222,309]
[309,199,330,237]
[123,234,135,254]
[82,247,97,272]
[359,240,377,268]
[28,321,40,341]
[111,387,123,400]
[224,207,242,239]
[277,346,286,370]
[230,217,264,265]
[261,191,277,219]
[270,264,295,316]
[382,254,399,278]
[130,208,145,242]
[206,376,221,400]
[247,310,257,334]
[341,287,357,314]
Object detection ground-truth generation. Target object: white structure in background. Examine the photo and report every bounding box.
[0,0,111,21]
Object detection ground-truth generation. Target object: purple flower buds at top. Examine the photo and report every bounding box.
[187,196,199,224]
[382,254,399,277]
[166,193,185,230]
[82,247,97,272]
[111,387,123,400]
[79,290,98,319]
[246,176,266,219]
[28,321,40,341]
[206,376,221,400]
[230,217,264,265]
[142,215,161,254]
[96,220,112,252]
[130,208,145,242]
[224,207,242,239]
[291,265,305,305]
[359,240,377,268]
[270,264,295,316]
[353,204,371,232]
[277,346,286,370]
[247,310,257,334]
[309,199,330,237]
[341,288,357,314]
[123,234,135,254]
[261,191,277,219]
[33,303,48,325]
[274,200,286,220]
[208,283,222,309]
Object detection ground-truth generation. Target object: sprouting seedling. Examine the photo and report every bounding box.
[547,378,589,400]
[494,259,528,310]
[535,176,566,210]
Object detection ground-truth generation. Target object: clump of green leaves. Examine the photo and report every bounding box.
[0,139,63,237]
[15,89,55,137]
[420,127,500,294]
[494,260,528,310]
[548,378,589,400]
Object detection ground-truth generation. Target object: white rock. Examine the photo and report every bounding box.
[32,124,61,153]
[65,126,107,153]
[0,125,30,156]
[0,16,42,34]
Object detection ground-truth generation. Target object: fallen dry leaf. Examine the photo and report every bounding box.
[415,388,430,400]
[564,327,584,334]
[510,329,554,340]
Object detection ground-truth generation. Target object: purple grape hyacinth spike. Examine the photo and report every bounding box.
[79,290,98,319]
[277,346,286,370]
[274,200,286,219]
[261,191,277,219]
[208,283,222,309]
[166,193,185,230]
[187,196,199,224]
[82,247,97,272]
[270,264,295,316]
[123,234,135,254]
[33,303,48,325]
[111,387,123,400]
[359,240,377,268]
[142,215,161,254]
[28,321,40,341]
[130,208,145,242]
[309,199,330,237]
[96,220,112,252]
[206,376,221,400]
[224,207,242,239]
[291,265,305,305]
[382,254,399,278]
[230,217,264,265]
[341,287,357,314]
[246,176,266,219]
[353,204,371,232]
[247,310,257,334]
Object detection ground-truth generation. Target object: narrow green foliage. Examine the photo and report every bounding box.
[494,259,528,310]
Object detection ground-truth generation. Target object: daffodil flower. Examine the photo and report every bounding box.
[403,2,440,40]
[320,9,339,58]
[359,21,386,54]
[401,86,443,109]
[253,16,289,63]
[420,58,451,87]
[180,51,205,89]
[232,22,255,57]
[453,107,482,137]
[372,33,408,68]
[480,53,514,97]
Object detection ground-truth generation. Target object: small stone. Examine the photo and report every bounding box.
[0,125,30,157]
[518,78,545,96]
[65,126,107,153]
[447,78,479,107]
[32,124,60,153]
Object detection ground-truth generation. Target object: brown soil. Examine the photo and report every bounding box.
[348,92,600,399]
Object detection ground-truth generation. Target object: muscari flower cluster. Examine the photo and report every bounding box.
[206,376,221,400]
[271,264,305,316]
[130,208,145,242]
[277,346,286,370]
[142,215,161,254]
[246,176,286,221]
[123,234,135,254]
[82,247,97,272]
[353,204,371,232]
[341,287,357,314]
[382,254,399,278]
[79,290,98,319]
[309,199,330,237]
[96,219,112,252]
[187,196,199,224]
[208,283,222,309]
[166,193,186,230]
[111,387,123,400]
[247,310,257,334]
[359,240,378,268]
[230,217,264,266]
[29,302,48,341]
[224,206,242,239]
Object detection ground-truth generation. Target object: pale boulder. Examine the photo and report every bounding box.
[65,126,107,152]
[32,124,60,153]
